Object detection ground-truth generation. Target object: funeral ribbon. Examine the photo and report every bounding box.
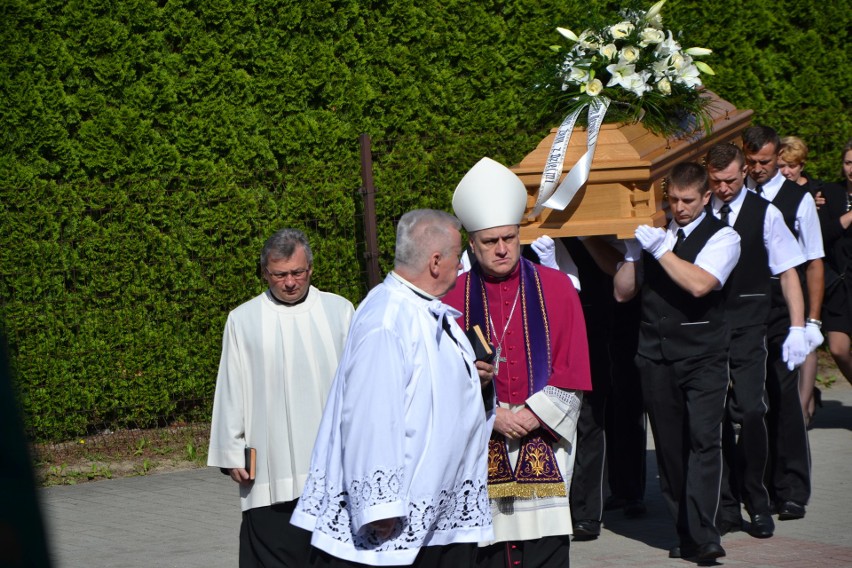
[529,97,611,219]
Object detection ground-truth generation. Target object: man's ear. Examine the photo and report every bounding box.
[429,252,442,277]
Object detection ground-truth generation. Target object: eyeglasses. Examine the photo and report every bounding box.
[265,267,310,281]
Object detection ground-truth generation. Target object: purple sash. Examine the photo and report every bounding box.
[463,257,564,499]
[463,257,551,394]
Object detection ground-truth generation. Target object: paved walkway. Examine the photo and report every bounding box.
[41,382,852,567]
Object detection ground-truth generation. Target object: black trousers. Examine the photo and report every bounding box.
[476,535,571,568]
[569,318,610,523]
[636,350,728,548]
[239,501,313,568]
[719,325,773,518]
[605,297,646,503]
[310,542,477,568]
[765,309,811,506]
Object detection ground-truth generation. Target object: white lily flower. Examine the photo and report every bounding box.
[656,77,672,95]
[606,59,637,88]
[644,0,667,22]
[557,27,579,42]
[695,61,715,75]
[621,45,641,63]
[684,47,712,57]
[652,57,672,78]
[674,63,702,88]
[569,67,590,83]
[621,72,652,97]
[655,30,681,57]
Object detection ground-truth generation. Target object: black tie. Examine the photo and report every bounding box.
[673,229,686,254]
[755,184,764,195]
[720,203,731,225]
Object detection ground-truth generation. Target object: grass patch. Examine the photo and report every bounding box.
[35,423,210,487]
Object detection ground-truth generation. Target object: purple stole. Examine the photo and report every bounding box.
[462,257,566,499]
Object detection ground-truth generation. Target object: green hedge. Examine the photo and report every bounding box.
[1,0,849,441]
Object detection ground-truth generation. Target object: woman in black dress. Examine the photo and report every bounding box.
[779,136,825,423]
[809,139,852,396]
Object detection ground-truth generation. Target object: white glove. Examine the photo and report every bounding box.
[782,326,808,370]
[623,238,643,262]
[805,322,824,353]
[531,235,558,269]
[635,225,669,260]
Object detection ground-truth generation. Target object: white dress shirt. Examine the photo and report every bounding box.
[711,188,806,275]
[746,170,824,261]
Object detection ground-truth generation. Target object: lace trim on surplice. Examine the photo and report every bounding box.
[299,466,491,550]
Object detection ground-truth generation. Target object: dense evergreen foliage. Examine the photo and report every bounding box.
[1,0,848,441]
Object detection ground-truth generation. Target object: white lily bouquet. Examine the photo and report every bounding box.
[554,0,714,136]
[530,0,715,217]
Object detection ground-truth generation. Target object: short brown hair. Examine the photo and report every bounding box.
[742,125,781,154]
[668,162,709,195]
[705,143,744,172]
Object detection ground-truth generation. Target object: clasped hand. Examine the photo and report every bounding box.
[494,407,540,440]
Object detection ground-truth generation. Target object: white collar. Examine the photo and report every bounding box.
[389,271,439,300]
[711,185,747,214]
[669,209,707,237]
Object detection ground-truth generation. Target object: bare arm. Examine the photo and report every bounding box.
[778,267,806,327]
[656,252,721,298]
[614,259,639,302]
[581,236,625,277]
[804,258,824,319]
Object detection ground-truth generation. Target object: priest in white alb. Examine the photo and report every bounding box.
[292,209,495,567]
[207,228,354,567]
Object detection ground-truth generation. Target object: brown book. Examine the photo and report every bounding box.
[465,324,495,363]
[465,325,496,412]
[244,447,256,480]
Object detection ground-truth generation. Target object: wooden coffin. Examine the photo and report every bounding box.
[514,91,752,241]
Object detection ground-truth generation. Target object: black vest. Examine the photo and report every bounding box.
[768,179,809,310]
[723,192,772,329]
[638,214,730,361]
[770,180,808,238]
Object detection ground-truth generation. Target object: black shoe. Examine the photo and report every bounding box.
[623,499,647,518]
[748,512,775,538]
[718,516,743,535]
[572,519,601,540]
[669,546,684,559]
[604,495,627,511]
[695,542,726,562]
[777,501,806,520]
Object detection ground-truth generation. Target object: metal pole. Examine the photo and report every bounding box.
[358,133,382,291]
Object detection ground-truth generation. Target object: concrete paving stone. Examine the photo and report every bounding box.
[38,382,852,568]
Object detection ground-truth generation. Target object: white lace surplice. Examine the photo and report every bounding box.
[292,275,494,566]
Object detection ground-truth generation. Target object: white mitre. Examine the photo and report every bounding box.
[452,157,528,232]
